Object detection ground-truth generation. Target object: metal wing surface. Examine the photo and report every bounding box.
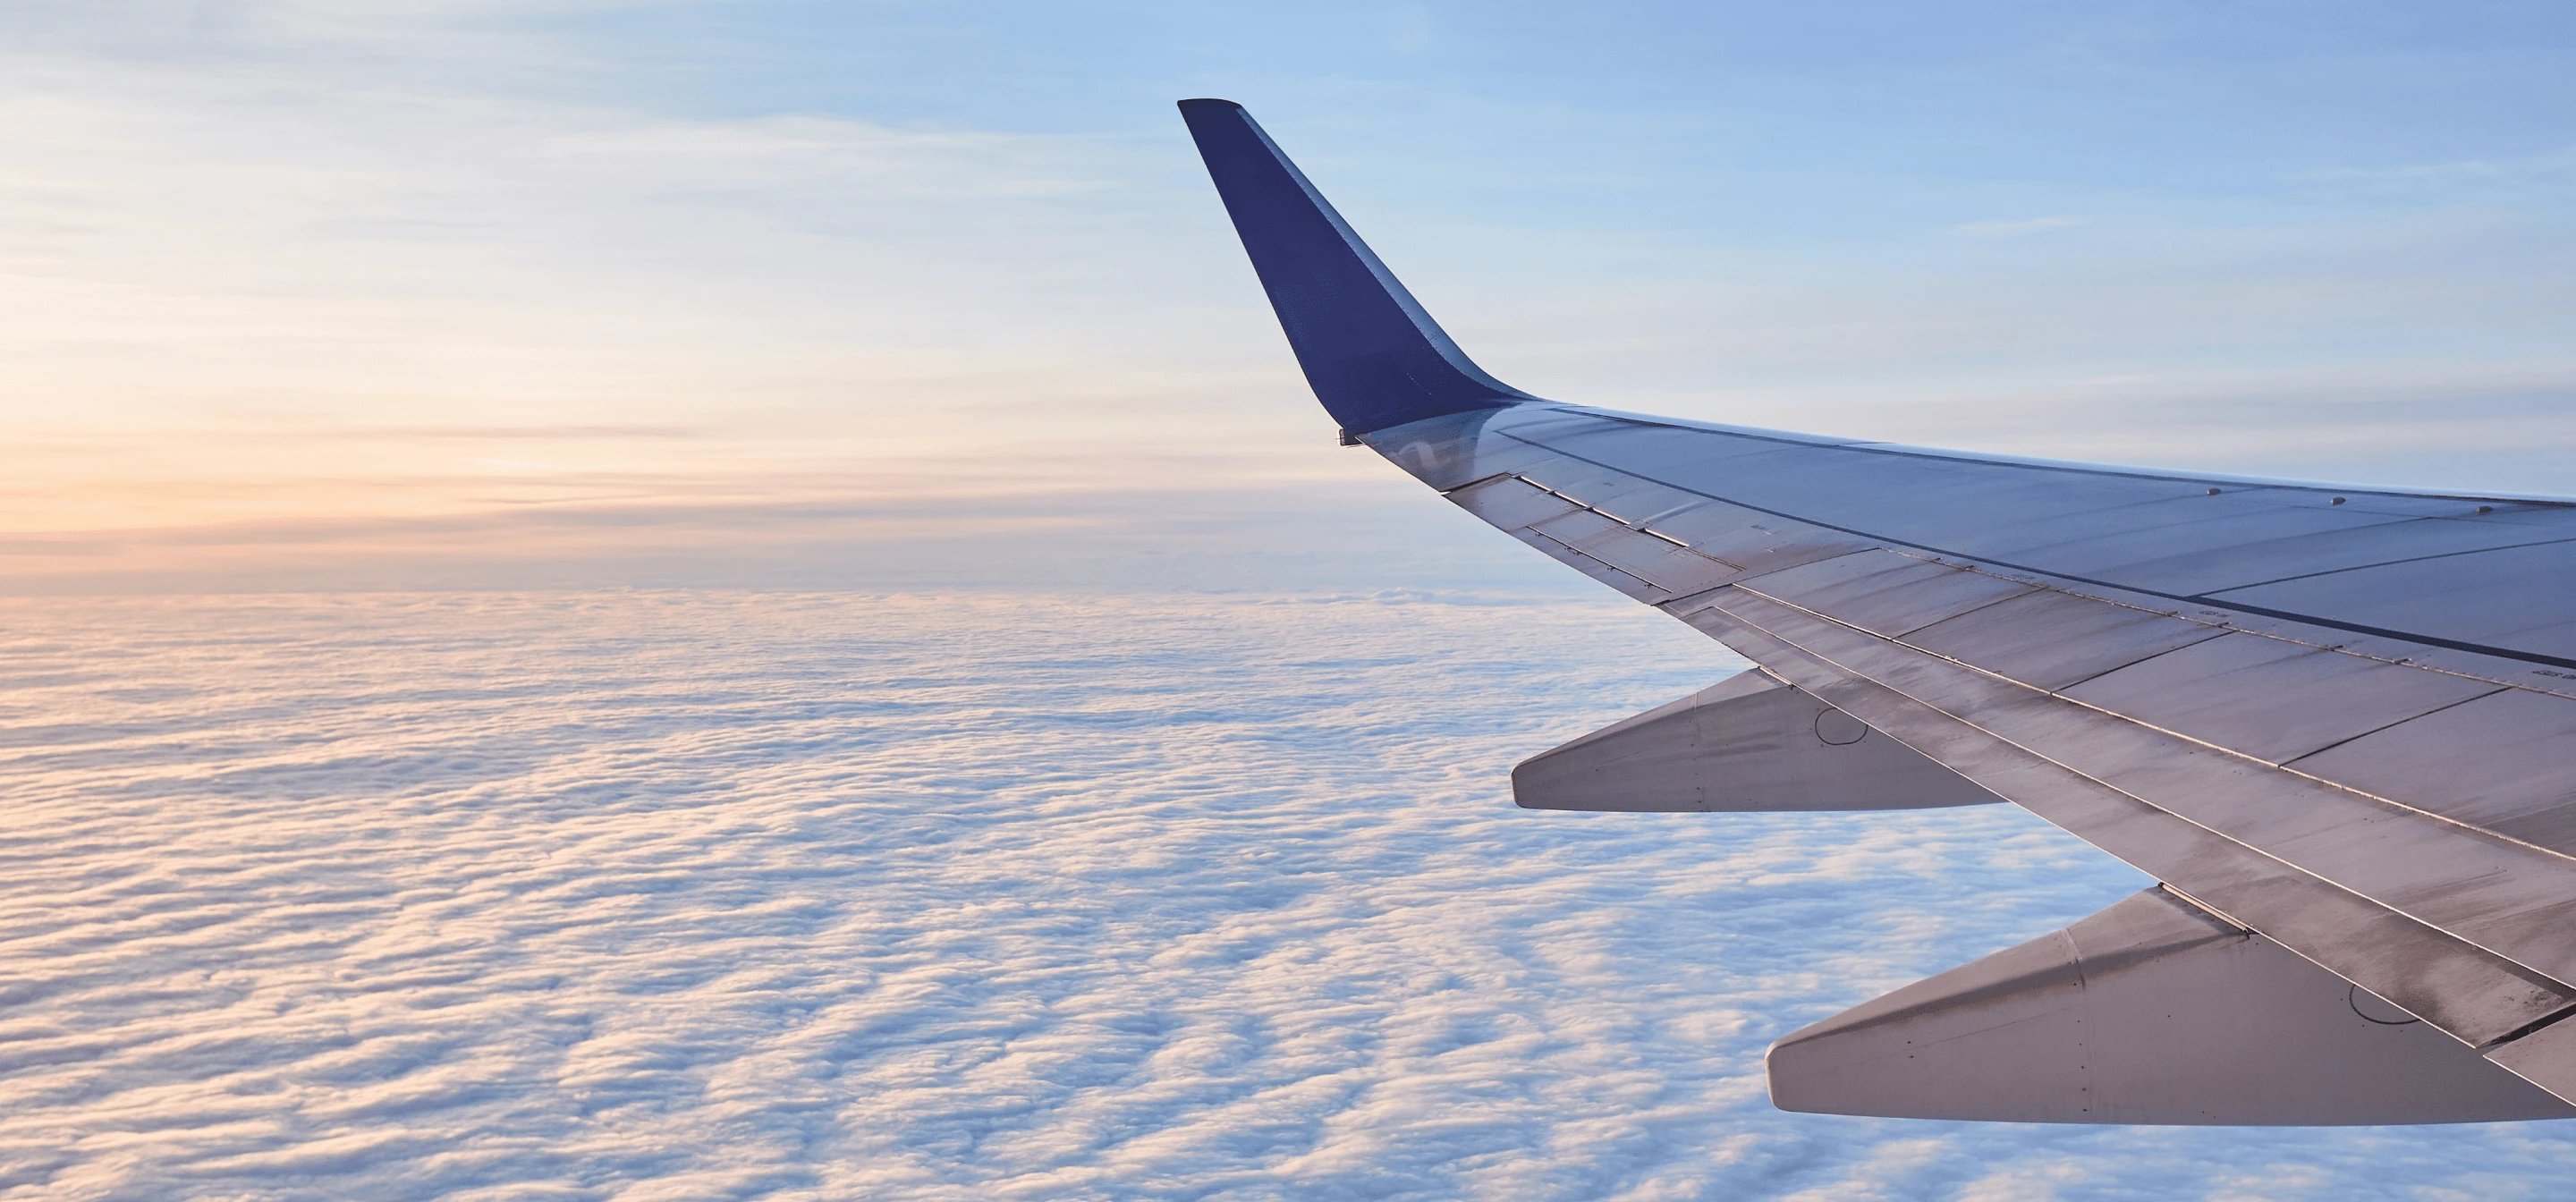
[1180,98,2576,1124]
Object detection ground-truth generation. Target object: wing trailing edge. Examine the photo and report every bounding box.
[1770,888,2576,1124]
[1512,669,2001,812]
[1181,102,2576,1122]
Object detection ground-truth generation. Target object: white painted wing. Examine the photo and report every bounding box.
[1181,98,2576,1117]
[1377,404,2576,1102]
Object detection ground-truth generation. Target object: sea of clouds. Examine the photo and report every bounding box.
[5,588,2574,1200]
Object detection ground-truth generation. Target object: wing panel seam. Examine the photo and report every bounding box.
[1501,423,2576,674]
[1722,579,2576,870]
[1691,599,2576,1045]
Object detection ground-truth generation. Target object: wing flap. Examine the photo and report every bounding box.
[1445,474,1584,529]
[2491,1018,2576,1101]
[1731,551,2039,639]
[1690,597,2576,1053]
[1770,887,2576,1124]
[1529,510,1741,597]
[1417,410,2576,1081]
[1184,102,2576,1117]
[1509,529,1668,600]
[2292,689,2576,853]
[1902,588,2229,691]
[1705,585,2576,1003]
[2058,631,2504,765]
[1513,670,2001,812]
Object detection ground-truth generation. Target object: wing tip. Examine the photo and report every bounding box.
[1177,97,1530,435]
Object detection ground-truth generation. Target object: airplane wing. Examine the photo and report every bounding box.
[1180,98,2576,1125]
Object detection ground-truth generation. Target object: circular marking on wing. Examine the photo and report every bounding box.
[2350,984,2421,1026]
[1814,707,1868,746]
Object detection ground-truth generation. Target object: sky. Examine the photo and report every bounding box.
[5,0,2576,591]
[11,5,2576,1198]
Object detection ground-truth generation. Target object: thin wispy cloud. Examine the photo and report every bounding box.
[8,2,2576,563]
[0,4,1336,538]
[3,4,2573,1198]
[2299,145,2576,190]
[1950,215,2089,235]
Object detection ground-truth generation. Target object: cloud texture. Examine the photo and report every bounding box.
[4,589,2573,1199]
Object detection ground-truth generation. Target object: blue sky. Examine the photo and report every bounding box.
[4,1,2574,589]
[11,9,2576,1196]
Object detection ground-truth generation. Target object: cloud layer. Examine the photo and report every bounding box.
[4,588,2572,1199]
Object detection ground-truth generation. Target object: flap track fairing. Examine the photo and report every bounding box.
[1513,670,2003,812]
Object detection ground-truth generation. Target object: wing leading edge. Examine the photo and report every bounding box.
[1182,100,2576,1123]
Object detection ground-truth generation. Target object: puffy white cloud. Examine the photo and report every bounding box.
[3,588,2571,1198]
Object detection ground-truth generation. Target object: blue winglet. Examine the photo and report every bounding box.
[1179,99,1538,436]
